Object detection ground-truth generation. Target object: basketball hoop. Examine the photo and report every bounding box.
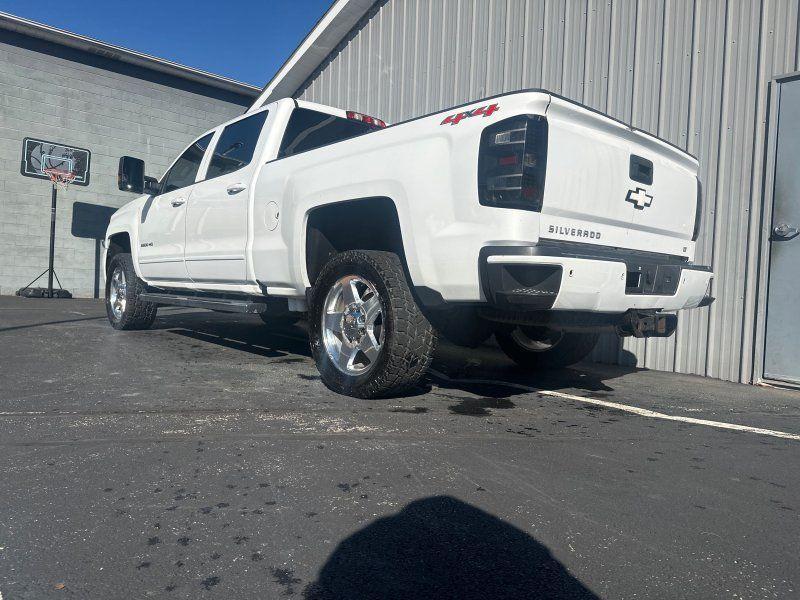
[43,167,77,191]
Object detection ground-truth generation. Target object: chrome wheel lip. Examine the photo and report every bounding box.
[109,267,127,321]
[510,327,563,352]
[321,275,384,376]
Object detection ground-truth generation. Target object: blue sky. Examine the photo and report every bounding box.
[1,0,334,87]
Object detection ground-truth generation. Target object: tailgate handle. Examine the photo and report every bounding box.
[630,155,654,185]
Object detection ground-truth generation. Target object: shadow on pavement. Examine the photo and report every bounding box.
[154,310,638,398]
[302,495,598,600]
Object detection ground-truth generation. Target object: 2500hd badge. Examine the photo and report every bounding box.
[547,225,602,240]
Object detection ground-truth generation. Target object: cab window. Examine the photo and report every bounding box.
[161,133,213,193]
[279,108,379,158]
[206,111,269,179]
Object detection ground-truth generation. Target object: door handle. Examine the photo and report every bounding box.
[773,222,800,241]
[227,183,247,195]
[171,199,185,207]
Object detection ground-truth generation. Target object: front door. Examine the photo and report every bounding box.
[185,110,269,284]
[138,133,213,282]
[764,77,800,384]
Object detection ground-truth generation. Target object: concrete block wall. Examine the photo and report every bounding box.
[0,29,256,297]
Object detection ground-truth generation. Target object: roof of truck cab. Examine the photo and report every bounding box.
[295,99,347,119]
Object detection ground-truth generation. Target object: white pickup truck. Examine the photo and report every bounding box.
[104,90,713,398]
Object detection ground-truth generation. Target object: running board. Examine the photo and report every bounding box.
[139,292,267,314]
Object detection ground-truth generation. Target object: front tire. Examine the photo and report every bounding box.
[494,326,598,370]
[105,252,157,330]
[309,250,437,398]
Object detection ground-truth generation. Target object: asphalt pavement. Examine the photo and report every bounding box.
[1,296,799,599]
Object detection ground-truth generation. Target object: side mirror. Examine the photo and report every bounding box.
[118,156,145,194]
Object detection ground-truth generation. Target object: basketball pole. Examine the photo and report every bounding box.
[46,182,57,298]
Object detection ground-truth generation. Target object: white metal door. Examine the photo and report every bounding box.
[185,110,269,284]
[764,77,800,384]
[138,133,213,283]
[137,188,192,282]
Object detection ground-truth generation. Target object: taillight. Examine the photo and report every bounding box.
[346,110,386,128]
[478,115,548,211]
[692,178,703,241]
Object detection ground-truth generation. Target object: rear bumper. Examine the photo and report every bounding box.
[481,244,713,313]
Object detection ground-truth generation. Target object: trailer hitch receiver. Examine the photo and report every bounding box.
[616,311,678,338]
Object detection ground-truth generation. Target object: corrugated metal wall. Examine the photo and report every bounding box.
[296,0,800,383]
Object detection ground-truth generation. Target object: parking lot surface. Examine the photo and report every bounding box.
[1,297,799,599]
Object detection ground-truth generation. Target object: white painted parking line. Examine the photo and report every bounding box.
[429,369,800,442]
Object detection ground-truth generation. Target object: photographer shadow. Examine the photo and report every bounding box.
[303,495,599,600]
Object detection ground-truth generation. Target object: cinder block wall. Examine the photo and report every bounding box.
[0,29,255,297]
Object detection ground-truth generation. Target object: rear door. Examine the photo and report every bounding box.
[763,76,800,384]
[185,109,269,284]
[541,97,699,257]
[138,133,213,282]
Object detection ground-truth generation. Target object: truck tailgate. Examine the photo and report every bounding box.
[540,95,699,257]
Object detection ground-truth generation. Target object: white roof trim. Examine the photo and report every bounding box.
[247,0,374,112]
[0,11,261,97]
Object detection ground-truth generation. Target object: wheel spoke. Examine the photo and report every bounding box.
[341,278,361,305]
[324,311,344,334]
[335,341,357,371]
[358,333,381,364]
[363,295,381,325]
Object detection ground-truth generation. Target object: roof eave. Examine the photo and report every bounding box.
[247,0,374,111]
[0,11,261,97]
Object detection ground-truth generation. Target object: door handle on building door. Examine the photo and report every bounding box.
[171,199,185,207]
[773,222,800,240]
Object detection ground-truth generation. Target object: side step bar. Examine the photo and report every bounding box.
[139,292,267,314]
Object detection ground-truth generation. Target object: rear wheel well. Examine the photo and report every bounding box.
[305,197,405,285]
[106,232,131,273]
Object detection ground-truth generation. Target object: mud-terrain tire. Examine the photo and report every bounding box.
[309,250,437,398]
[494,326,598,370]
[105,252,157,330]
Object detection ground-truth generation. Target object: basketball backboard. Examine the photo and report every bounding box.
[21,137,91,186]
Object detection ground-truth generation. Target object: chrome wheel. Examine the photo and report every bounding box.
[109,267,127,321]
[510,326,564,352]
[321,275,384,375]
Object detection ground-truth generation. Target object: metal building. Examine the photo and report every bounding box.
[252,0,800,386]
[0,12,259,298]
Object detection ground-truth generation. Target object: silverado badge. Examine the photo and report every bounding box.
[626,187,653,209]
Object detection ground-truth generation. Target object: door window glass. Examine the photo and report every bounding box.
[279,108,379,158]
[161,133,213,193]
[206,111,269,179]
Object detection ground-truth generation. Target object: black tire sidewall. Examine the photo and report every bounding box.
[105,253,153,330]
[309,254,397,397]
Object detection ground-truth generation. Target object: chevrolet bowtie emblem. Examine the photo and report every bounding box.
[626,187,653,209]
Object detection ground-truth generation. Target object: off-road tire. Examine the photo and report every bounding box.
[495,326,599,370]
[309,250,437,398]
[105,252,157,330]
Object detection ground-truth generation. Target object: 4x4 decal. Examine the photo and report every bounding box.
[441,103,499,126]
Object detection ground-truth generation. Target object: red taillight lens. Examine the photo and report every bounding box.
[478,115,548,211]
[346,110,387,128]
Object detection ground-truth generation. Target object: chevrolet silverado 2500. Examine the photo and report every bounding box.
[104,90,713,398]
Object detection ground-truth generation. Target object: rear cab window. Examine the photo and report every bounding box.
[206,110,269,179]
[279,108,381,158]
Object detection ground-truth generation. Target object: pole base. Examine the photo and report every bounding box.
[16,287,73,299]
